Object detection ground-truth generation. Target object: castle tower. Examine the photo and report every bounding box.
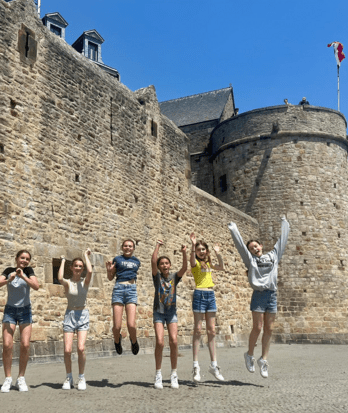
[211,104,348,343]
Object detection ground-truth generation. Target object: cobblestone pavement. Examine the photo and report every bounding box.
[1,344,347,413]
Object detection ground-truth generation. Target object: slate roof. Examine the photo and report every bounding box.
[159,87,232,127]
[42,12,68,27]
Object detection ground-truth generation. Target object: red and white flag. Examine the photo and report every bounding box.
[327,42,345,66]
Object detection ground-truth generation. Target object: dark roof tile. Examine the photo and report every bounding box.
[159,87,232,126]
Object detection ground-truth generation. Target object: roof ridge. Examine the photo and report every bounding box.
[160,86,231,104]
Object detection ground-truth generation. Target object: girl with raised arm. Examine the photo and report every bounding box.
[0,250,39,392]
[228,216,290,378]
[58,249,92,391]
[106,239,140,356]
[151,240,187,389]
[190,233,225,383]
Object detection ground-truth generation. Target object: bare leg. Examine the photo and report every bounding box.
[193,312,204,362]
[125,303,137,343]
[2,323,15,378]
[77,330,88,375]
[63,332,74,374]
[205,312,216,362]
[167,322,178,370]
[18,324,32,377]
[112,304,124,343]
[154,322,164,370]
[248,312,263,356]
[261,313,276,360]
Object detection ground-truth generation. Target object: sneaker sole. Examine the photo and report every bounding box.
[209,370,224,381]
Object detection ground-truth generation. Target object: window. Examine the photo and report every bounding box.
[52,258,87,284]
[50,24,62,37]
[219,174,227,192]
[88,42,98,61]
[151,120,158,137]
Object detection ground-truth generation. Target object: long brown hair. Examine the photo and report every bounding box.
[195,240,212,269]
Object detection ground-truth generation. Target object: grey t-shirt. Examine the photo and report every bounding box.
[228,218,290,291]
[3,266,35,307]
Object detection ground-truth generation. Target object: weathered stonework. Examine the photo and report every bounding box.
[0,0,259,361]
[211,105,348,343]
[1,0,347,366]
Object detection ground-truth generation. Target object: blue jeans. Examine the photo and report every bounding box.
[153,307,178,325]
[112,283,138,305]
[192,289,217,313]
[3,304,32,325]
[250,290,277,313]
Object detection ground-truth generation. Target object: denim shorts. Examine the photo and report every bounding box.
[153,307,178,325]
[192,289,217,313]
[63,309,90,333]
[250,289,277,313]
[112,283,137,306]
[3,304,32,325]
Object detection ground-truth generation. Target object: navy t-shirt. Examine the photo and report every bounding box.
[3,266,35,307]
[112,255,141,283]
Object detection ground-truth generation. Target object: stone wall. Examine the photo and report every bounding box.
[211,105,348,343]
[0,0,260,361]
[180,120,216,194]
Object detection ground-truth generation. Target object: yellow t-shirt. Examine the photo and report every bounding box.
[191,259,214,288]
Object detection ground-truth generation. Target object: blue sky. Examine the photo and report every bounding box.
[40,0,348,118]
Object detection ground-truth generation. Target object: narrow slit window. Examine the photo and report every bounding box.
[151,120,158,137]
[219,175,227,193]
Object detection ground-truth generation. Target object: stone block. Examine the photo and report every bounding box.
[47,284,65,298]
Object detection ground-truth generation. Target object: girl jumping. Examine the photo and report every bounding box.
[228,216,289,378]
[58,249,93,390]
[0,250,39,392]
[106,239,140,356]
[190,233,225,383]
[151,240,187,389]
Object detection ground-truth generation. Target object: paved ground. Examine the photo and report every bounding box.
[1,344,347,413]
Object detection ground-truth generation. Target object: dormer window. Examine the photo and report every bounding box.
[42,12,68,40]
[88,42,98,61]
[50,24,62,37]
[72,29,120,80]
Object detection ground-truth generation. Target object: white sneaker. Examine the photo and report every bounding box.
[1,377,12,393]
[77,377,86,391]
[257,357,269,378]
[244,352,256,373]
[62,377,73,390]
[154,374,163,389]
[16,376,28,392]
[192,366,201,383]
[208,365,224,381]
[170,373,179,389]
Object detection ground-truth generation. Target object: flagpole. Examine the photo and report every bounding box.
[337,64,340,112]
[37,0,41,17]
